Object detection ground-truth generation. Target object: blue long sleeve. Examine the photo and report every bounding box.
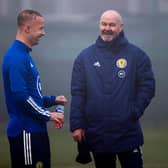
[2,40,52,136]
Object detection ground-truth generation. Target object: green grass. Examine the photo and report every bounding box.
[143,129,168,168]
[0,127,168,168]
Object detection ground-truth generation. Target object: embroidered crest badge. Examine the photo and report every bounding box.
[36,161,43,168]
[116,58,127,69]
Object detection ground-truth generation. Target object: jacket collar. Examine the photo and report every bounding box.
[14,40,32,53]
[96,31,128,52]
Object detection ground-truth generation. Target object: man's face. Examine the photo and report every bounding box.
[27,16,45,46]
[99,14,123,42]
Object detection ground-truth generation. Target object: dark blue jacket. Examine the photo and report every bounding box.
[2,40,56,137]
[70,32,155,152]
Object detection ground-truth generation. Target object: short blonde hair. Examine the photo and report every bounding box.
[17,9,43,27]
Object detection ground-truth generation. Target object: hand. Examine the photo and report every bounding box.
[55,95,68,105]
[72,129,85,142]
[53,120,63,129]
[50,112,64,129]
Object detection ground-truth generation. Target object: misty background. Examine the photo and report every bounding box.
[0,0,168,134]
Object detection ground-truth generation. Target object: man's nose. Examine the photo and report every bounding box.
[42,30,45,36]
[104,24,111,30]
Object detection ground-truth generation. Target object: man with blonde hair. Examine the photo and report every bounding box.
[2,9,67,168]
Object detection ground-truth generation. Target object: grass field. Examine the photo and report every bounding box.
[0,127,168,168]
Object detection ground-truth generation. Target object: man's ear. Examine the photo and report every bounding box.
[120,23,124,32]
[25,24,31,33]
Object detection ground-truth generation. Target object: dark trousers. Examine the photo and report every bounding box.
[8,130,51,168]
[92,147,143,168]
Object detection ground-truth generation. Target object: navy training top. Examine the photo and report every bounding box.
[2,40,56,137]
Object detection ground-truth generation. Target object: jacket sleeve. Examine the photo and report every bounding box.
[43,96,56,108]
[9,56,50,122]
[70,55,86,132]
[133,52,155,120]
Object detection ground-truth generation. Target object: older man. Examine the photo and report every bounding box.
[70,10,155,168]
